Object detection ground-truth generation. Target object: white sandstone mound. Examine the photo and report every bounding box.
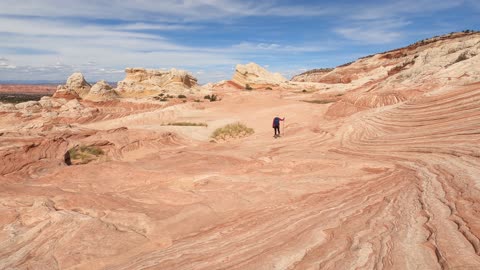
[53,72,91,99]
[232,62,287,88]
[116,68,198,96]
[58,99,98,118]
[84,80,118,102]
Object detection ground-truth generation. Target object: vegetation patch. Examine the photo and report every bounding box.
[66,145,105,165]
[302,99,336,104]
[204,94,218,102]
[0,93,46,104]
[211,122,254,140]
[178,94,187,98]
[245,84,253,90]
[165,122,208,127]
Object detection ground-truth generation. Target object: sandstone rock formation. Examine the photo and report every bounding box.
[231,62,287,88]
[53,72,91,99]
[84,80,118,102]
[291,68,333,82]
[1,32,480,270]
[116,68,198,96]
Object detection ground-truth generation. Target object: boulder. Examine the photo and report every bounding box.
[84,80,118,102]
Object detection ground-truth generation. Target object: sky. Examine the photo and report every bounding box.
[0,0,479,84]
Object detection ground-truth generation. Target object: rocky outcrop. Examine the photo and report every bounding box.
[116,68,198,95]
[291,68,333,82]
[53,72,91,99]
[231,62,287,88]
[84,80,118,102]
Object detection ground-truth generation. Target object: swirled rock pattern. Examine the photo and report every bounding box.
[1,32,480,270]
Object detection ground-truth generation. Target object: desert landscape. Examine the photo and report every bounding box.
[1,31,480,270]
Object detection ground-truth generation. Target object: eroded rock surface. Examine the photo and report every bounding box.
[116,68,198,96]
[84,80,118,102]
[1,32,480,270]
[232,62,287,88]
[53,72,91,99]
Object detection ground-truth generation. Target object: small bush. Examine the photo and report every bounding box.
[204,94,218,102]
[245,84,253,90]
[302,89,307,93]
[211,122,254,140]
[178,94,187,98]
[67,145,104,165]
[266,87,273,90]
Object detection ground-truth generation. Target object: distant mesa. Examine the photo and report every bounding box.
[116,68,198,96]
[231,62,287,89]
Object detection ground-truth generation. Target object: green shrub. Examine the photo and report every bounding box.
[211,122,254,140]
[178,94,187,98]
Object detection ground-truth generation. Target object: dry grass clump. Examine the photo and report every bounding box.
[302,99,335,104]
[67,145,105,165]
[211,122,254,140]
[166,122,208,127]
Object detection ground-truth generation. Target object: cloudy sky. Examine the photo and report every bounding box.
[0,0,479,84]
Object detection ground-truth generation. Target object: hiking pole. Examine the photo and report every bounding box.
[282,118,285,137]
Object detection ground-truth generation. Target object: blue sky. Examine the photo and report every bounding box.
[0,0,479,84]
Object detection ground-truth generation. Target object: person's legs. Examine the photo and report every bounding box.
[274,126,280,136]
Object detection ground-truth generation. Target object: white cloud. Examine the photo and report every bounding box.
[334,19,412,44]
[350,0,464,20]
[0,0,330,21]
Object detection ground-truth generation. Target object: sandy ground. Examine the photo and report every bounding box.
[1,84,480,269]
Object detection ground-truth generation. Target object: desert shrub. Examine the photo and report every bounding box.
[166,122,207,127]
[67,145,104,165]
[245,84,253,90]
[266,87,273,90]
[302,89,307,93]
[178,94,187,98]
[194,99,201,102]
[211,122,254,140]
[204,94,218,102]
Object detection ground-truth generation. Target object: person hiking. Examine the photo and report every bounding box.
[272,116,285,137]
